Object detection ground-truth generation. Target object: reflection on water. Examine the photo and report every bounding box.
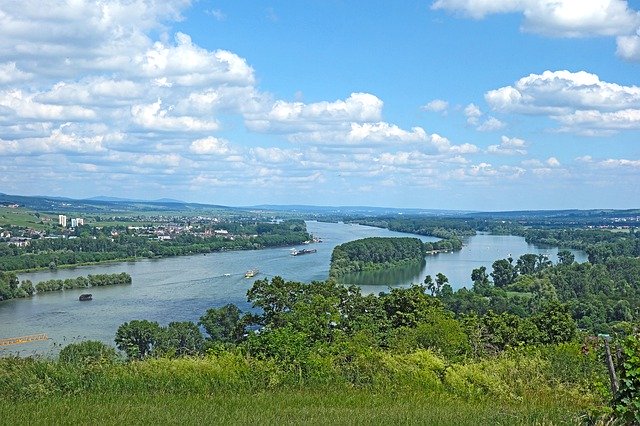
[340,260,426,287]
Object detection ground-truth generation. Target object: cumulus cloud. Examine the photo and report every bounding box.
[464,103,482,125]
[617,31,640,60]
[476,116,506,131]
[464,103,505,131]
[433,0,640,61]
[422,99,449,112]
[138,33,255,87]
[131,99,219,132]
[246,93,383,133]
[487,136,527,155]
[189,136,231,155]
[546,157,561,167]
[485,70,640,133]
[432,0,640,36]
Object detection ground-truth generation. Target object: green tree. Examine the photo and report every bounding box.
[115,320,162,360]
[491,259,517,288]
[160,321,204,356]
[199,304,245,343]
[557,250,575,266]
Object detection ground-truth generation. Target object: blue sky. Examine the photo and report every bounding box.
[0,1,639,210]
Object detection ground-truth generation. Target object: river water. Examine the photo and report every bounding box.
[0,221,585,356]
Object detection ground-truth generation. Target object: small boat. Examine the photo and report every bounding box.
[79,294,92,301]
[223,273,231,277]
[245,269,259,278]
[291,248,317,256]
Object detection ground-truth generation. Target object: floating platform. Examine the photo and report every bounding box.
[0,334,48,346]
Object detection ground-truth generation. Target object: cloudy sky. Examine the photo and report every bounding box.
[1,0,639,210]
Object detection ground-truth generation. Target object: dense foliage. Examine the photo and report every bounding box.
[329,237,426,277]
[0,272,131,301]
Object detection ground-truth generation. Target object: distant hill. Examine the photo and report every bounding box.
[86,196,185,203]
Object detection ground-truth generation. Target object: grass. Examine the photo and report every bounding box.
[0,207,53,231]
[0,388,585,425]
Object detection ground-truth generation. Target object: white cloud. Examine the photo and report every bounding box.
[486,70,640,133]
[487,135,527,155]
[432,0,640,37]
[0,62,33,84]
[131,99,219,132]
[464,103,482,125]
[189,136,231,155]
[557,109,640,130]
[348,123,426,143]
[617,31,640,60]
[138,33,255,87]
[246,93,383,133]
[546,157,561,167]
[477,116,506,131]
[422,99,449,112]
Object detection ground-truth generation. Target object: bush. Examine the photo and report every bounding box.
[58,341,118,366]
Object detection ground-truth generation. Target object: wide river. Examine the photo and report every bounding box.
[1,221,585,356]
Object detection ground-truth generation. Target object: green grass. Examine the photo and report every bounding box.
[0,388,585,425]
[0,207,52,230]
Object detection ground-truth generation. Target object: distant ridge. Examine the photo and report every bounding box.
[86,196,185,203]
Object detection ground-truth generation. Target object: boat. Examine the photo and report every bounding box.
[223,273,231,277]
[78,294,92,301]
[244,269,259,278]
[290,248,317,256]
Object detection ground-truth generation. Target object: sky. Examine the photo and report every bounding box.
[0,0,639,211]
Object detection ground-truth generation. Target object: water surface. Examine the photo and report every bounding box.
[1,222,584,356]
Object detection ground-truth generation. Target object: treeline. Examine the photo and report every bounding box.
[354,217,475,239]
[520,228,640,263]
[110,276,580,362]
[330,237,426,277]
[35,273,132,293]
[435,252,640,334]
[0,272,131,301]
[0,220,310,271]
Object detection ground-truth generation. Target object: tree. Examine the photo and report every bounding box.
[471,266,489,285]
[115,320,162,360]
[435,273,449,296]
[423,275,436,296]
[199,304,245,343]
[535,254,552,272]
[531,303,576,344]
[160,321,204,356]
[491,258,516,288]
[516,254,538,275]
[557,250,575,266]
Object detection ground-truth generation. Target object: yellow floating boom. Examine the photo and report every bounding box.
[0,334,48,346]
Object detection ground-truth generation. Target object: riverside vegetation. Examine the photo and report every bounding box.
[0,272,131,301]
[2,217,640,423]
[329,236,462,278]
[1,272,639,423]
[0,219,310,272]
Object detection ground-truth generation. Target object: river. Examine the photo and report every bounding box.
[0,221,585,356]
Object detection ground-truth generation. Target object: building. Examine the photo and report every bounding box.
[70,217,84,228]
[58,215,67,227]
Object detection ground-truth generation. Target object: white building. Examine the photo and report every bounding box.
[58,215,67,227]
